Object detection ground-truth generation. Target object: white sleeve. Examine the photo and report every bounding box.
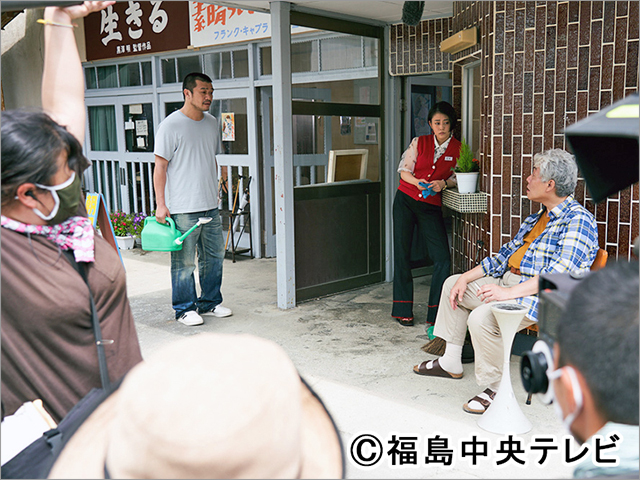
[153,118,176,162]
[397,137,419,174]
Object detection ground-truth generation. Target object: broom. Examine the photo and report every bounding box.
[225,177,241,251]
[420,323,446,355]
[421,336,446,355]
[421,331,475,360]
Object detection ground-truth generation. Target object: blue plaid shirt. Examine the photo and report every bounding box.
[480,196,598,321]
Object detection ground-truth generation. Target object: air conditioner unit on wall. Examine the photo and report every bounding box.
[440,27,478,55]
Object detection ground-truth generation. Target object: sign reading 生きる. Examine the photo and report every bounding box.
[189,2,315,48]
[84,2,190,62]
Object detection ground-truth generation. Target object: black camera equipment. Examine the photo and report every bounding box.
[520,271,590,403]
[564,92,639,204]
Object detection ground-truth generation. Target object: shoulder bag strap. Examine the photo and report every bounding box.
[61,250,111,392]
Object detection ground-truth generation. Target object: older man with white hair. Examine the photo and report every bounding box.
[414,149,599,415]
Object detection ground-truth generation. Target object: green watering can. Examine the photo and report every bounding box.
[141,216,212,251]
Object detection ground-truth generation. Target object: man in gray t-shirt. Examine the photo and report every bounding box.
[153,72,232,326]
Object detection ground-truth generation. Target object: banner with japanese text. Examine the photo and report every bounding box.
[189,3,315,48]
[84,1,190,62]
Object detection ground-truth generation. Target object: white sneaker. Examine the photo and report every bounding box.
[202,304,232,318]
[177,311,204,326]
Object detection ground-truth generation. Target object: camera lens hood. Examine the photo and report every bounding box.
[520,340,555,404]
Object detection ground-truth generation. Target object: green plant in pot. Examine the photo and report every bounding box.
[453,138,480,193]
[453,138,480,173]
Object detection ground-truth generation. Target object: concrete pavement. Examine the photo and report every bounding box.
[122,248,577,479]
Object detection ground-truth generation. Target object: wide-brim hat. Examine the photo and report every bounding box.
[49,333,344,479]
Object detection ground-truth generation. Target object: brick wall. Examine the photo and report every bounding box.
[389,18,454,75]
[391,1,639,271]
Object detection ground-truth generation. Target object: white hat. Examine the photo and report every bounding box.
[49,333,344,479]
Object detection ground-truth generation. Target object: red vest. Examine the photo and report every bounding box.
[398,135,461,207]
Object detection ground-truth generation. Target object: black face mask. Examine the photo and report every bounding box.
[33,171,82,225]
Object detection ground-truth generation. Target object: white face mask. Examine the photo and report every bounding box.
[548,366,584,434]
[32,171,76,222]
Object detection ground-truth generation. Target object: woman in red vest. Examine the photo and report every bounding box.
[392,101,461,328]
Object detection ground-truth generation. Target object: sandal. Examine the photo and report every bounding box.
[394,317,414,327]
[463,388,496,414]
[413,359,463,379]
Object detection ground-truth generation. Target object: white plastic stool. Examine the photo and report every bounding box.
[477,302,532,435]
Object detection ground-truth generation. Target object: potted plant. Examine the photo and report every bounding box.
[453,138,480,194]
[109,211,136,250]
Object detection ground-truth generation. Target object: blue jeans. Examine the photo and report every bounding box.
[171,209,225,318]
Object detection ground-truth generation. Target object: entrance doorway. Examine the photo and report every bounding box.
[404,74,452,146]
[259,86,332,258]
[85,94,157,215]
[402,74,453,276]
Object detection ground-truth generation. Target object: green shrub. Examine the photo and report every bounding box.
[453,138,480,173]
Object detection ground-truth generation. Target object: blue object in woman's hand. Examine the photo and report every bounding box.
[418,182,437,198]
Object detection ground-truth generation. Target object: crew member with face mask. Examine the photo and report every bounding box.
[1,1,142,424]
[551,261,639,478]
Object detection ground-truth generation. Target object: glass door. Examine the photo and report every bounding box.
[85,100,120,212]
[402,74,453,274]
[210,89,257,256]
[121,96,156,215]
[158,90,258,257]
[158,92,184,121]
[259,86,332,258]
[85,94,156,214]
[404,74,452,148]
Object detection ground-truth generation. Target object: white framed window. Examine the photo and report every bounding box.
[462,61,481,155]
[259,34,378,77]
[85,61,152,89]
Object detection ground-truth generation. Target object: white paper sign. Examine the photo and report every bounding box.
[365,123,377,143]
[135,120,148,136]
[129,104,143,114]
[189,2,315,48]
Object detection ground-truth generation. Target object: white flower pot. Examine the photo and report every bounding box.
[456,172,480,194]
[115,235,135,250]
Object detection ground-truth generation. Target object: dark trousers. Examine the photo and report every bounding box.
[392,190,451,324]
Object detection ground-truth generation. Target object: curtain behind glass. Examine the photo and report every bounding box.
[320,36,360,71]
[88,105,118,151]
[97,65,118,88]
